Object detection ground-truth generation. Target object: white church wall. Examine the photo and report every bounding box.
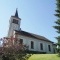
[8,24,19,36]
[18,35,54,53]
[8,17,21,37]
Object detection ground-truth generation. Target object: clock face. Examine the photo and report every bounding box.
[12,19,18,24]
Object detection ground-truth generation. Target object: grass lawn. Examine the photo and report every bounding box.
[28,54,60,60]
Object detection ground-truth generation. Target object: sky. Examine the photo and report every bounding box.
[0,0,57,43]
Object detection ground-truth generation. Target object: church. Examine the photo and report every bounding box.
[7,9,56,54]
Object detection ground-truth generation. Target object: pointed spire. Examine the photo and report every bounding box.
[15,8,19,18]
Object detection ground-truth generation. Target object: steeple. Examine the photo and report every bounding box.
[15,9,19,18]
[8,9,21,37]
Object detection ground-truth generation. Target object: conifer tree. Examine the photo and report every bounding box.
[54,0,60,56]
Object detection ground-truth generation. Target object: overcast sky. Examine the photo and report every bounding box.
[0,0,57,42]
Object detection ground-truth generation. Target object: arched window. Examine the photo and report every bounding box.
[19,39,23,44]
[31,41,34,49]
[40,43,43,50]
[48,45,51,51]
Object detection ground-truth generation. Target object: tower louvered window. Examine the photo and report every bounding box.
[13,19,18,24]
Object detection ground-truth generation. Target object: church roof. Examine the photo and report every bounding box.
[11,16,21,20]
[15,30,53,43]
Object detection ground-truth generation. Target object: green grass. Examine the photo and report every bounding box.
[28,54,60,60]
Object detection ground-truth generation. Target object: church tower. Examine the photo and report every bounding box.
[8,9,21,37]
